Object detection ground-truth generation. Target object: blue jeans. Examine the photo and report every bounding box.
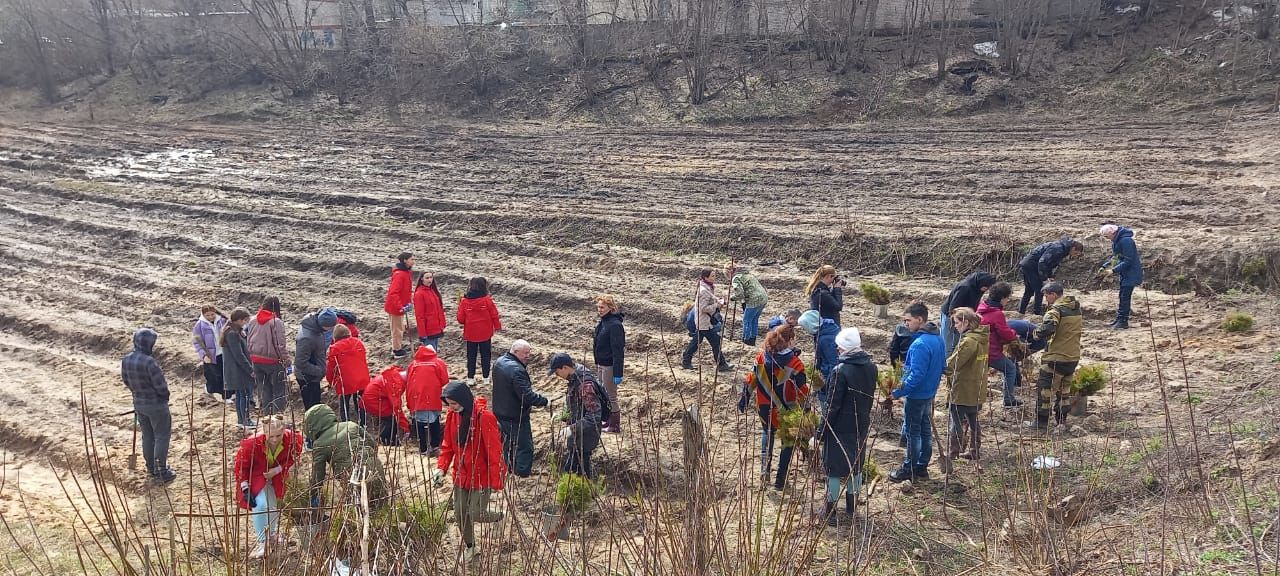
[901,398,933,471]
[991,356,1019,405]
[419,335,440,350]
[742,305,764,343]
[1117,285,1135,323]
[252,487,280,543]
[234,386,255,426]
[759,409,794,488]
[940,315,958,358]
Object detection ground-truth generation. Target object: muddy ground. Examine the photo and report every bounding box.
[0,116,1277,575]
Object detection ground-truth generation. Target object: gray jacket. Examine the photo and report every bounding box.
[222,327,254,392]
[294,313,328,382]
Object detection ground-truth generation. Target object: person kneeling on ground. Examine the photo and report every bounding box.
[888,303,944,483]
[234,415,303,559]
[1032,283,1084,429]
[819,327,876,526]
[943,308,988,462]
[432,382,505,563]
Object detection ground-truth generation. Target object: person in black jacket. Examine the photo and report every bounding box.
[805,264,845,324]
[820,327,876,526]
[592,295,625,434]
[1019,237,1083,315]
[490,340,548,477]
[940,271,997,357]
[295,308,338,410]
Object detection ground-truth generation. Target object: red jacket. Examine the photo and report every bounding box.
[744,349,809,429]
[437,398,505,491]
[361,366,410,433]
[977,299,1018,362]
[414,284,446,339]
[456,293,501,343]
[384,266,413,316]
[405,346,449,412]
[325,336,371,396]
[233,429,303,510]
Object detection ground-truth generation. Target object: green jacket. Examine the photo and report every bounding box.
[944,325,988,407]
[303,404,387,505]
[730,271,768,309]
[1034,296,1083,363]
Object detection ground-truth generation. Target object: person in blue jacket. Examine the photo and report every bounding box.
[1099,223,1143,330]
[888,303,944,483]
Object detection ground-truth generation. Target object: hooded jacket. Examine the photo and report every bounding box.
[893,323,944,400]
[437,382,505,491]
[222,325,254,393]
[122,329,169,404]
[405,346,449,412]
[944,325,989,407]
[361,366,409,433]
[303,404,387,503]
[413,283,446,339]
[247,309,290,366]
[1105,227,1143,287]
[941,272,997,317]
[822,350,876,478]
[457,290,502,343]
[745,349,809,429]
[888,323,919,367]
[810,284,844,324]
[592,312,626,375]
[294,311,333,382]
[977,299,1018,362]
[233,429,303,510]
[1034,295,1083,363]
[813,318,840,398]
[693,280,720,332]
[384,262,413,316]
[326,335,371,396]
[192,315,226,363]
[491,351,548,421]
[730,270,769,309]
[1020,237,1075,280]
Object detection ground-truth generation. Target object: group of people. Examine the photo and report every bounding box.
[117,223,1142,555]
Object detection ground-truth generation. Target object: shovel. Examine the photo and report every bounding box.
[127,412,139,469]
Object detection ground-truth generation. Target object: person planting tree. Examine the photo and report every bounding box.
[940,272,997,356]
[1019,237,1083,316]
[738,325,809,491]
[727,262,769,346]
[234,415,303,559]
[491,339,548,477]
[326,324,370,425]
[1099,223,1142,330]
[1031,283,1084,429]
[978,282,1022,408]
[549,353,604,478]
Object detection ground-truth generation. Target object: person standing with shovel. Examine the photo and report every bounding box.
[121,328,177,484]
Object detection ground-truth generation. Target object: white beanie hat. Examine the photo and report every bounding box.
[1099,224,1119,237]
[835,327,862,352]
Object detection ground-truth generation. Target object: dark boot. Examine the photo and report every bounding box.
[888,466,913,483]
[717,361,736,373]
[823,501,840,527]
[605,412,621,434]
[681,361,695,371]
[845,493,857,516]
[743,337,756,347]
[1110,321,1129,330]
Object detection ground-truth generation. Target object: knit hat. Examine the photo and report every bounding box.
[835,327,862,352]
[797,310,821,336]
[1099,224,1119,237]
[317,307,338,328]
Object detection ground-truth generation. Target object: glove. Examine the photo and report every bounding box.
[402,303,414,314]
[240,481,251,503]
[555,426,573,443]
[431,469,446,487]
[286,365,294,376]
[612,376,622,386]
[1102,269,1114,277]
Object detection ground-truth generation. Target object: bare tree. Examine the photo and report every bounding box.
[236,0,321,96]
[8,0,58,101]
[88,0,116,74]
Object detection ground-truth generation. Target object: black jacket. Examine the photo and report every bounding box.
[822,350,877,478]
[491,352,548,421]
[1020,237,1074,280]
[592,313,626,377]
[294,313,327,382]
[810,284,844,323]
[941,271,997,316]
[888,323,916,367]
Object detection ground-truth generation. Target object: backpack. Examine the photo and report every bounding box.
[579,372,613,426]
[335,309,359,326]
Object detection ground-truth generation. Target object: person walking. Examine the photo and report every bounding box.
[681,269,733,372]
[592,295,625,433]
[491,340,548,477]
[361,366,409,446]
[406,344,450,456]
[1032,283,1084,429]
[192,305,228,403]
[549,353,603,478]
[122,328,177,484]
[939,272,996,357]
[326,324,370,425]
[1099,223,1142,329]
[943,307,989,462]
[222,308,257,430]
[385,252,415,359]
[234,415,303,559]
[413,271,447,350]
[295,308,338,411]
[738,325,808,491]
[805,265,845,325]
[977,282,1022,408]
[247,296,291,415]
[1019,237,1084,315]
[457,277,502,387]
[432,381,505,563]
[819,327,876,526]
[887,303,944,483]
[728,263,769,346]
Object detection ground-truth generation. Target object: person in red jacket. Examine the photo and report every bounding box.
[326,324,370,424]
[413,271,447,351]
[456,277,502,387]
[233,415,303,559]
[406,345,450,456]
[361,365,409,446]
[977,282,1022,408]
[384,252,415,359]
[431,381,504,564]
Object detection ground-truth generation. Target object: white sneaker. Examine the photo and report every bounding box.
[463,544,480,562]
[249,542,266,559]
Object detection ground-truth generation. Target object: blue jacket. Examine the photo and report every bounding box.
[893,323,944,400]
[1105,227,1143,287]
[813,319,840,400]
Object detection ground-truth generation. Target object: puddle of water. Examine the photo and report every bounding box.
[83,148,216,180]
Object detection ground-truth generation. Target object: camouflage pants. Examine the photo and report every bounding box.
[1036,361,1078,425]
